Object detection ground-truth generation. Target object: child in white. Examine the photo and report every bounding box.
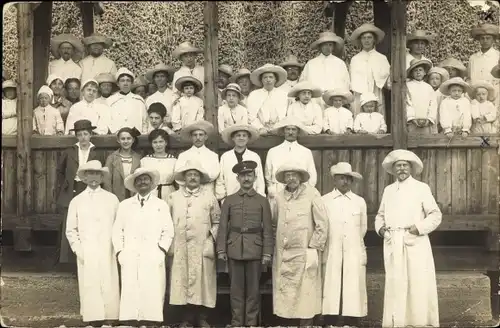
[285,81,323,134]
[322,89,354,134]
[469,81,497,134]
[406,59,438,134]
[354,92,387,134]
[439,77,472,137]
[217,83,249,133]
[33,85,64,135]
[172,76,204,132]
[427,67,450,110]
[2,80,17,135]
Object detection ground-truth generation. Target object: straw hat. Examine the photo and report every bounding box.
[124,168,161,193]
[37,85,53,98]
[81,79,99,91]
[50,34,84,59]
[491,64,500,79]
[271,117,308,137]
[230,68,252,83]
[115,67,135,81]
[76,160,110,181]
[406,30,435,46]
[174,160,210,184]
[360,92,379,107]
[280,55,304,69]
[469,80,496,101]
[250,64,288,88]
[174,75,203,94]
[349,23,385,48]
[275,162,310,184]
[407,58,433,78]
[2,80,16,90]
[427,67,450,82]
[221,83,243,99]
[219,64,234,77]
[180,120,215,141]
[382,149,423,176]
[221,124,260,146]
[330,162,362,180]
[322,89,354,106]
[311,31,345,50]
[69,119,96,132]
[82,33,113,48]
[470,23,500,40]
[287,81,322,98]
[95,73,116,85]
[437,57,466,73]
[145,63,176,83]
[46,74,65,86]
[173,41,203,60]
[132,75,148,91]
[439,77,471,96]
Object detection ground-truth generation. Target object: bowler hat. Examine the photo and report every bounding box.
[70,119,96,132]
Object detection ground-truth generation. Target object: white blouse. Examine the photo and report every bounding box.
[247,88,288,131]
[65,100,111,135]
[439,97,472,134]
[353,112,387,134]
[171,96,205,131]
[406,80,438,123]
[217,104,249,133]
[2,98,17,135]
[48,58,82,81]
[172,65,205,95]
[468,48,500,82]
[471,100,497,134]
[141,154,177,202]
[350,49,390,94]
[300,54,350,92]
[286,100,323,134]
[79,55,117,83]
[107,92,148,134]
[323,106,354,134]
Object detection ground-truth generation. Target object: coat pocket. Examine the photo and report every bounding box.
[403,231,418,246]
[203,238,215,259]
[305,248,319,275]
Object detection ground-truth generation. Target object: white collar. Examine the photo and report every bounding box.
[75,142,95,150]
[282,140,298,146]
[190,144,207,152]
[85,186,102,193]
[332,188,353,199]
[395,175,414,189]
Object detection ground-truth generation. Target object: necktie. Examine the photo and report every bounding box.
[140,198,145,207]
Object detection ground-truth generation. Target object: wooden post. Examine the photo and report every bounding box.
[203,1,219,148]
[390,0,408,149]
[80,2,95,37]
[32,2,52,108]
[15,3,34,252]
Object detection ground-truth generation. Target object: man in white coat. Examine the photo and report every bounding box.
[48,34,83,81]
[65,160,120,326]
[321,162,367,328]
[375,149,441,328]
[112,167,175,326]
[79,33,117,83]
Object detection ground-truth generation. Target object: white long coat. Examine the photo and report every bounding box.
[321,189,368,317]
[112,193,175,322]
[375,176,441,328]
[65,187,120,322]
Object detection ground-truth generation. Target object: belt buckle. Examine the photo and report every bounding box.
[241,227,248,233]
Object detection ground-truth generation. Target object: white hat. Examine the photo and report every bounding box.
[407,58,433,78]
[427,67,450,82]
[250,64,288,88]
[406,30,435,46]
[279,54,304,69]
[221,83,243,99]
[221,124,260,146]
[230,68,252,83]
[76,160,109,181]
[82,33,113,48]
[180,120,215,142]
[173,160,210,184]
[124,167,161,193]
[46,74,66,87]
[95,73,117,85]
[37,85,53,98]
[287,81,322,98]
[275,162,310,184]
[437,57,467,74]
[470,23,500,40]
[50,34,84,59]
[330,162,362,180]
[174,75,203,94]
[469,80,496,102]
[271,117,308,137]
[311,31,345,50]
[439,77,471,96]
[360,92,379,107]
[172,41,203,60]
[2,80,17,90]
[81,79,99,91]
[219,64,234,77]
[322,89,354,105]
[382,149,423,176]
[145,63,176,83]
[116,67,135,81]
[349,23,385,48]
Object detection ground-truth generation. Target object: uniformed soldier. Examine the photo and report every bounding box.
[216,160,274,327]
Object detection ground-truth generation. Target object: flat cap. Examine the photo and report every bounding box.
[232,160,257,174]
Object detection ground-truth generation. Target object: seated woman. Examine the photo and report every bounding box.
[286,81,323,135]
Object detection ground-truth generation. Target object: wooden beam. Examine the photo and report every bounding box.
[408,134,500,148]
[203,1,219,149]
[32,2,52,108]
[390,0,408,149]
[80,2,94,37]
[15,3,34,252]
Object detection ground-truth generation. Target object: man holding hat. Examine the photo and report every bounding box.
[112,167,174,325]
[95,73,117,105]
[145,63,176,127]
[172,41,204,96]
[272,161,328,326]
[167,160,220,328]
[107,67,148,134]
[216,160,273,327]
[80,33,117,83]
[375,149,441,328]
[321,162,367,328]
[66,160,120,326]
[48,34,84,81]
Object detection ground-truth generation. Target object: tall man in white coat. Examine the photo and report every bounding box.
[112,167,175,326]
[375,149,442,328]
[66,160,120,326]
[321,162,367,328]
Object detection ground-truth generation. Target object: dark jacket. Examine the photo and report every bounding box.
[217,188,273,260]
[103,149,142,202]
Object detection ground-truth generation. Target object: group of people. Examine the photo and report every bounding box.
[3,22,499,137]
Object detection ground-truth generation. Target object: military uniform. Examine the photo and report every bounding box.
[216,161,273,327]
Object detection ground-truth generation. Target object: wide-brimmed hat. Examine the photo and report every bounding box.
[76,160,110,181]
[124,168,161,193]
[275,162,310,184]
[175,75,203,94]
[350,23,385,48]
[407,58,433,77]
[230,68,252,83]
[173,41,203,60]
[50,34,84,59]
[180,120,215,141]
[37,85,54,98]
[471,23,500,40]
[80,79,99,91]
[280,55,304,69]
[360,92,379,107]
[95,73,116,85]
[221,124,260,146]
[82,33,113,48]
[250,64,288,88]
[469,81,496,101]
[145,63,176,83]
[311,31,345,50]
[491,64,500,79]
[131,75,148,91]
[287,81,322,98]
[69,119,96,132]
[330,162,362,180]
[437,57,466,73]
[219,64,234,77]
[439,77,471,96]
[271,117,308,137]
[115,67,135,81]
[406,30,434,46]
[2,80,17,90]
[46,74,65,86]
[427,67,450,82]
[174,160,210,184]
[382,149,423,176]
[322,89,354,106]
[221,83,243,99]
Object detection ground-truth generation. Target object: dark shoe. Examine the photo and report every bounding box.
[198,319,210,328]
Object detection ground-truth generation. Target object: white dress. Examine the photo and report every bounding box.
[140,154,177,202]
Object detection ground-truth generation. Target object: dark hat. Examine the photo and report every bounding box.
[70,119,96,132]
[232,160,257,175]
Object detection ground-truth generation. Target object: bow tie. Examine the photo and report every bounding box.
[184,188,200,197]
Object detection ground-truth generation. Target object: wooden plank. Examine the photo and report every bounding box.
[408,134,499,148]
[350,150,363,196]
[466,149,482,214]
[377,149,392,206]
[420,149,437,198]
[79,2,94,37]
[46,150,58,213]
[33,150,47,213]
[363,149,378,213]
[412,149,424,181]
[321,150,338,194]
[451,149,467,215]
[2,150,17,213]
[485,148,499,214]
[32,2,52,108]
[312,150,322,192]
[436,149,452,214]
[481,148,500,251]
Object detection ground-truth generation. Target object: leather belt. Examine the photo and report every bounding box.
[230,227,262,233]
